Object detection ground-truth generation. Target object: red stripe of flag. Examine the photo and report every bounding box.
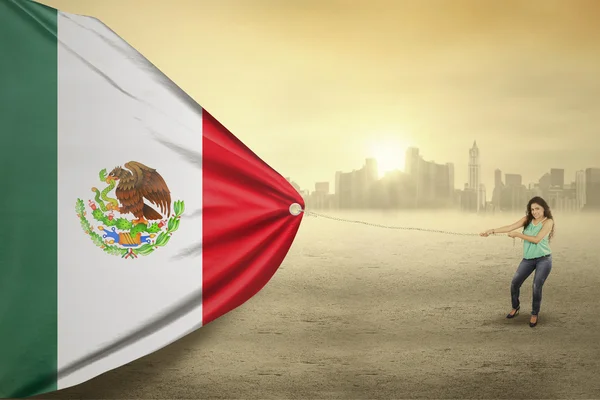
[202,109,304,325]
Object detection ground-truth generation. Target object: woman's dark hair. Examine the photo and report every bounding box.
[524,196,555,240]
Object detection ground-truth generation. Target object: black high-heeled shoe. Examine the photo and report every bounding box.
[506,306,520,319]
[529,315,538,327]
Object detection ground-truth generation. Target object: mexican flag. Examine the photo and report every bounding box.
[0,0,304,397]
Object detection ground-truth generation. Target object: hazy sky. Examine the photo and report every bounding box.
[40,0,600,194]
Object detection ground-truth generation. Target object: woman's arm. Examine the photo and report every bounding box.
[510,219,554,244]
[482,216,527,235]
[492,217,527,233]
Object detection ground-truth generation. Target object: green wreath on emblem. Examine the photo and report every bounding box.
[75,163,185,259]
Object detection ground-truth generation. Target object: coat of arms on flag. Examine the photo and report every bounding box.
[76,161,185,259]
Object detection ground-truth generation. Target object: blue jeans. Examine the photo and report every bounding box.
[510,255,553,315]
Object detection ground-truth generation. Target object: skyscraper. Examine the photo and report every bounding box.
[405,147,421,207]
[576,170,586,210]
[585,168,600,210]
[492,169,503,210]
[365,158,378,183]
[405,147,420,175]
[468,141,481,211]
[550,168,565,188]
[505,174,522,187]
[494,169,502,187]
[447,162,455,198]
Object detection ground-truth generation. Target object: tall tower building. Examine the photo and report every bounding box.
[492,169,504,210]
[335,171,342,208]
[550,168,565,188]
[468,141,481,211]
[576,170,586,210]
[405,147,421,207]
[446,162,455,197]
[364,158,378,183]
[494,169,503,187]
[585,168,600,210]
[405,147,420,176]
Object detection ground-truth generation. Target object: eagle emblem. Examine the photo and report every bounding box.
[76,161,185,259]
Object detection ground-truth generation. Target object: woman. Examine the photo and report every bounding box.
[480,196,555,328]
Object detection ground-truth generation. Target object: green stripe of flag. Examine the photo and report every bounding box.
[0,0,58,397]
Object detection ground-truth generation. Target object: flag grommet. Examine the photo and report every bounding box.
[289,203,302,216]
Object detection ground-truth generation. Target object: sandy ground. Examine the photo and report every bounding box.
[34,211,600,399]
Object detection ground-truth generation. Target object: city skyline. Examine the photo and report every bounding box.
[287,136,600,196]
[295,147,599,213]
[293,141,594,203]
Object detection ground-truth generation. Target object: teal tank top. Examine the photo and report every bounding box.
[522,219,552,259]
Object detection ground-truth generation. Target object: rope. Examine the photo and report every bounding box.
[301,209,519,246]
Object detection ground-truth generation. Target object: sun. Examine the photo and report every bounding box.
[369,140,406,178]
